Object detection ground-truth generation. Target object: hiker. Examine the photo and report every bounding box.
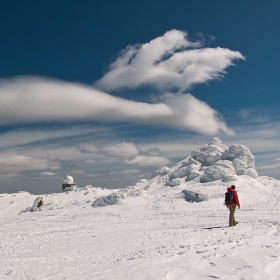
[225,185,240,227]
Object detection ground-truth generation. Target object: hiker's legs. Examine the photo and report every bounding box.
[228,205,236,226]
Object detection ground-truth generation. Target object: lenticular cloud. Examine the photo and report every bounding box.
[95,29,245,92]
[0,30,244,135]
[0,77,233,135]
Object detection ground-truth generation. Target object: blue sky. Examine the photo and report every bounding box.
[1,0,280,194]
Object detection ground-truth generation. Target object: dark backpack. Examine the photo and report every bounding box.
[225,191,234,205]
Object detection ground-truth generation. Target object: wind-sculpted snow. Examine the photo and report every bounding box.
[151,166,170,178]
[165,178,183,187]
[155,137,258,185]
[118,186,143,197]
[182,190,209,202]
[257,176,280,187]
[200,160,237,183]
[222,144,255,175]
[169,157,201,181]
[243,168,258,179]
[92,192,126,207]
[91,186,143,207]
[191,137,228,166]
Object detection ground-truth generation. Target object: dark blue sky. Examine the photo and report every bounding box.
[1,1,280,108]
[1,0,280,193]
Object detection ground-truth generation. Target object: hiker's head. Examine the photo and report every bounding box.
[231,185,236,190]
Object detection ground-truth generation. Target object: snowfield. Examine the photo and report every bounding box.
[1,138,280,279]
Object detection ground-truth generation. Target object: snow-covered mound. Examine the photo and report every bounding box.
[92,186,143,207]
[92,192,125,207]
[256,176,279,187]
[154,137,259,186]
[182,190,209,202]
[1,138,280,279]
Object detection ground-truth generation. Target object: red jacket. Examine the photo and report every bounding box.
[226,187,240,207]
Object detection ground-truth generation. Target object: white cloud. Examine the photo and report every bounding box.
[70,169,88,176]
[0,154,60,174]
[138,141,204,158]
[159,93,234,135]
[0,126,110,150]
[85,159,96,164]
[77,143,98,154]
[40,172,56,177]
[0,76,171,125]
[257,163,280,170]
[95,29,244,92]
[0,76,232,135]
[238,108,271,124]
[109,169,141,176]
[126,155,170,166]
[103,142,140,158]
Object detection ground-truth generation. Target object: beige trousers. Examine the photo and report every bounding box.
[228,205,237,226]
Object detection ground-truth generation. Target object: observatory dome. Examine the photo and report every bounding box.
[63,175,74,184]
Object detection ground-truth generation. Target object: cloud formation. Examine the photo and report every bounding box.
[77,141,170,167]
[103,142,140,158]
[95,30,244,92]
[0,154,60,175]
[0,76,233,135]
[125,155,170,166]
[0,76,171,126]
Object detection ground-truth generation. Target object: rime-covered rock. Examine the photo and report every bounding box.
[170,164,201,180]
[149,137,258,185]
[243,168,258,179]
[257,176,279,187]
[169,157,201,180]
[185,171,201,181]
[222,144,255,175]
[118,186,143,197]
[214,160,236,172]
[191,137,228,166]
[181,157,201,167]
[151,166,170,178]
[92,193,125,207]
[182,190,209,202]
[165,178,183,187]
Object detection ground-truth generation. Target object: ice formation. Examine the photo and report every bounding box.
[153,137,258,185]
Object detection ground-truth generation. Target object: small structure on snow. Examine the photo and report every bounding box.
[62,175,77,192]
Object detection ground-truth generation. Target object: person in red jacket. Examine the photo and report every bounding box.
[225,185,240,227]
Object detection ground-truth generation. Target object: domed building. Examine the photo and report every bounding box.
[62,175,77,191]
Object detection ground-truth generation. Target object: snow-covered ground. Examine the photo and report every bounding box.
[1,138,280,279]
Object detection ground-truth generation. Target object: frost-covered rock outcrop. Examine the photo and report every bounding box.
[191,137,228,166]
[151,166,170,178]
[200,160,237,183]
[256,176,279,187]
[92,186,144,207]
[182,190,209,202]
[152,137,259,185]
[92,193,125,207]
[118,186,143,197]
[222,144,255,175]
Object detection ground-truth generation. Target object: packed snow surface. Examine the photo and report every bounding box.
[1,138,280,279]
